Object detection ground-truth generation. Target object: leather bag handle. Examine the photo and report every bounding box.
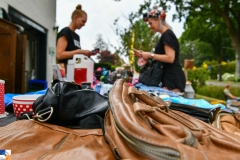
[128,86,169,112]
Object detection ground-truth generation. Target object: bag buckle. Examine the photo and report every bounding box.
[34,107,54,122]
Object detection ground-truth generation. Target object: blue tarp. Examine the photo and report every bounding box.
[4,89,47,109]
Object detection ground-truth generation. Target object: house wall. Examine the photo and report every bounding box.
[0,0,57,87]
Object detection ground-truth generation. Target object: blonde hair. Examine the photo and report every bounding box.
[160,19,172,30]
[71,4,87,20]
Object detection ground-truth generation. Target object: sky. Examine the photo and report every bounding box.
[56,0,185,62]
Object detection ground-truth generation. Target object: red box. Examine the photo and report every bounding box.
[74,68,87,85]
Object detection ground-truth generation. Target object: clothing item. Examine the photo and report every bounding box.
[135,83,180,97]
[57,27,81,64]
[223,88,231,97]
[94,82,113,96]
[155,29,186,92]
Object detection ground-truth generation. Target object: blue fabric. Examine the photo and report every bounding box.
[135,83,180,97]
[94,83,102,93]
[168,97,226,109]
[135,83,227,110]
[4,89,47,107]
[4,93,20,107]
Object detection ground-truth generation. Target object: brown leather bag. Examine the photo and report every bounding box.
[104,79,240,160]
[212,110,240,136]
[0,120,115,160]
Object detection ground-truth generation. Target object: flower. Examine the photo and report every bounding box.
[203,63,208,69]
[221,61,227,65]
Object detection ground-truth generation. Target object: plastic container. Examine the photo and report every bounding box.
[184,82,195,99]
[12,94,42,118]
[66,54,94,85]
[0,80,5,114]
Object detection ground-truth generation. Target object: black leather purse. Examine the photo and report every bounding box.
[32,80,109,129]
[169,102,221,123]
[139,60,164,87]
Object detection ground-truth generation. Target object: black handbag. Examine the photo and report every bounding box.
[139,60,163,86]
[150,94,222,123]
[169,102,221,123]
[31,80,109,129]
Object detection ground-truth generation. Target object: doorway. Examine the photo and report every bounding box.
[8,7,47,92]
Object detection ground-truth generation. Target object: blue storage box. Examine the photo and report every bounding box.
[29,80,48,92]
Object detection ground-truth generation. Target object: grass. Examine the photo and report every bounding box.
[196,82,240,101]
[207,79,240,84]
[195,94,226,105]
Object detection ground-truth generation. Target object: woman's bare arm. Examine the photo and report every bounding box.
[140,44,175,63]
[56,36,92,60]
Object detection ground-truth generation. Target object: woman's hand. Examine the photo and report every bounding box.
[133,49,142,57]
[81,50,93,57]
[133,49,151,60]
[141,51,151,60]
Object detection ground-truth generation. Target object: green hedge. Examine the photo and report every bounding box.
[196,85,240,100]
[205,60,235,79]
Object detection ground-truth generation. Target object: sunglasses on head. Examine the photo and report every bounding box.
[142,10,161,22]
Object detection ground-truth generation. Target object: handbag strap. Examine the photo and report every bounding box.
[128,86,169,112]
[212,110,234,129]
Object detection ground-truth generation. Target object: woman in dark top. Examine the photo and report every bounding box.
[56,4,94,65]
[133,6,186,92]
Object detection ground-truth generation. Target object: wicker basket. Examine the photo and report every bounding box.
[184,59,194,69]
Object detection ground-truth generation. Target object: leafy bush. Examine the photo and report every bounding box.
[222,73,235,81]
[187,67,209,92]
[110,65,118,71]
[94,62,112,70]
[196,85,240,100]
[205,60,236,79]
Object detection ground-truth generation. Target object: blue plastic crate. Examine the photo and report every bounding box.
[29,80,48,92]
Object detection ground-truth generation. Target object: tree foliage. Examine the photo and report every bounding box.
[157,0,240,79]
[97,50,123,66]
[93,34,123,66]
[154,0,239,51]
[114,0,240,77]
[93,34,109,51]
[179,40,215,67]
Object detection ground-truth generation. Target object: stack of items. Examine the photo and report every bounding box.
[1,79,240,159]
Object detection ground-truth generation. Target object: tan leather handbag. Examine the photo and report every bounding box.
[0,120,115,160]
[212,110,240,136]
[104,79,240,160]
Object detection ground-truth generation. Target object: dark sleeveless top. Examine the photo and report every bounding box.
[57,27,81,64]
[155,29,186,92]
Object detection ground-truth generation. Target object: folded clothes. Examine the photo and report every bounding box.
[135,83,180,97]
